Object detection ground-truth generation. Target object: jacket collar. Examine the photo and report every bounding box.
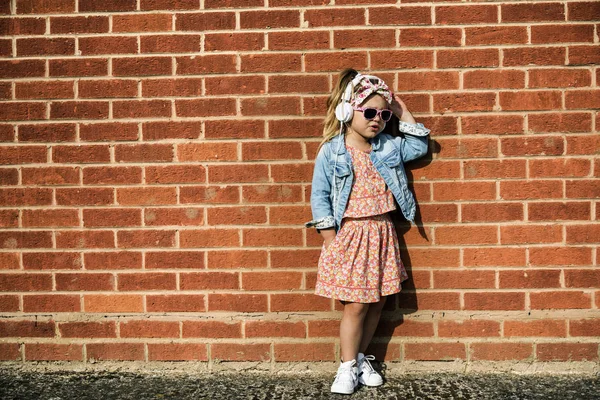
[331,133,381,155]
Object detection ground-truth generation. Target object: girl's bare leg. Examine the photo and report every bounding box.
[339,301,369,362]
[358,296,387,354]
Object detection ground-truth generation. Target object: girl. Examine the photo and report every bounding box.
[305,69,430,394]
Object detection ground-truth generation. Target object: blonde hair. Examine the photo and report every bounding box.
[318,68,359,151]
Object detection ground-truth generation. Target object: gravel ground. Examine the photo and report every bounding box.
[1,369,599,400]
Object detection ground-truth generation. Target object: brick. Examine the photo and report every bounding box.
[564,269,600,288]
[530,291,592,309]
[141,34,200,53]
[79,0,136,12]
[144,207,204,226]
[461,203,523,222]
[176,98,236,117]
[408,249,460,269]
[246,321,305,338]
[59,321,116,338]
[0,102,46,121]
[570,319,600,336]
[18,123,76,142]
[304,51,368,72]
[0,253,20,269]
[410,160,461,181]
[566,90,600,110]
[463,247,526,267]
[209,164,269,184]
[270,249,320,269]
[470,343,532,361]
[79,79,138,99]
[0,273,52,291]
[176,12,234,31]
[569,2,600,21]
[375,319,435,338]
[0,146,47,164]
[17,37,74,56]
[401,28,461,47]
[117,229,176,248]
[23,294,80,312]
[242,185,302,204]
[176,54,236,75]
[502,3,564,22]
[465,26,527,46]
[117,272,176,291]
[529,69,591,88]
[243,228,303,247]
[141,0,199,10]
[208,294,267,312]
[55,272,113,291]
[532,24,594,44]
[504,320,566,337]
[113,57,172,77]
[529,246,592,266]
[177,143,237,162]
[180,228,239,248]
[436,5,496,24]
[566,224,600,244]
[80,122,139,141]
[0,188,53,207]
[240,10,299,29]
[180,186,239,204]
[504,47,566,67]
[268,31,329,51]
[0,210,19,228]
[274,343,335,361]
[438,320,500,338]
[146,295,206,312]
[56,188,114,206]
[120,320,179,338]
[23,252,81,270]
[79,36,137,55]
[530,158,591,178]
[464,70,525,90]
[271,163,313,183]
[501,136,564,157]
[437,49,499,68]
[304,8,364,27]
[537,343,599,362]
[84,295,144,313]
[87,343,144,361]
[180,272,239,290]
[145,251,205,269]
[183,321,241,338]
[143,78,203,97]
[0,231,53,248]
[207,206,266,225]
[113,13,173,33]
[271,293,331,312]
[500,180,562,200]
[148,344,207,361]
[17,0,75,14]
[434,92,496,112]
[113,100,171,119]
[397,71,459,91]
[433,182,496,201]
[50,101,109,120]
[55,230,115,249]
[463,160,526,180]
[333,28,395,49]
[211,343,270,362]
[566,134,600,155]
[569,45,600,65]
[464,292,525,311]
[529,201,590,221]
[242,272,302,291]
[22,209,79,228]
[0,343,21,360]
[398,291,461,311]
[371,50,433,70]
[205,32,263,51]
[405,342,466,361]
[0,320,55,338]
[0,60,45,79]
[433,270,495,289]
[50,58,108,77]
[499,270,561,289]
[25,344,82,361]
[114,143,174,162]
[84,251,142,270]
[16,81,74,100]
[0,17,46,35]
[268,119,322,139]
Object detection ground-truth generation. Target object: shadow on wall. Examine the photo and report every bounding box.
[366,127,441,362]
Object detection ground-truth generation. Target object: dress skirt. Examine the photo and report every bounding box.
[314,213,409,303]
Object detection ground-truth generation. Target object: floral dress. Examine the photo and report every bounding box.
[314,145,409,303]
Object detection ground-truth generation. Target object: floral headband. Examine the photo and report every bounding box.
[350,74,393,107]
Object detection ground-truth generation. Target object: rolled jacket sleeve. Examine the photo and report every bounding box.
[398,121,430,162]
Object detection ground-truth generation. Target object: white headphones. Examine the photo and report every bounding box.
[334,73,362,123]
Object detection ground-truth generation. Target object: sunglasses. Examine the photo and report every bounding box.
[353,106,393,122]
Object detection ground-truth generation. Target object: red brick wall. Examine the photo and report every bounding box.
[0,0,599,366]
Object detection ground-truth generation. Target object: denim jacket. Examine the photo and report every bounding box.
[306,121,430,232]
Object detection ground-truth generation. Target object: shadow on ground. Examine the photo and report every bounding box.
[1,369,599,400]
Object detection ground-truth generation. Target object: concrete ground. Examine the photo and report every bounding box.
[1,368,599,400]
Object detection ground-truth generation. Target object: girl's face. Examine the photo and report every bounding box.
[348,94,389,141]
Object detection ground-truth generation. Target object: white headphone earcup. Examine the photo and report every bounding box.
[335,102,353,122]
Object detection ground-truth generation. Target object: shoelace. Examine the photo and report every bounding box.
[360,355,376,374]
[334,365,355,383]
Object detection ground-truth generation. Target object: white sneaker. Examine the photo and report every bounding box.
[331,359,358,394]
[357,353,383,387]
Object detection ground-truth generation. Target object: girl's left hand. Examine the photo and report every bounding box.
[390,93,416,124]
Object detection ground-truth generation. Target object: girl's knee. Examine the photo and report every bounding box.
[343,302,369,317]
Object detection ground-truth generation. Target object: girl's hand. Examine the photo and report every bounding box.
[390,93,416,124]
